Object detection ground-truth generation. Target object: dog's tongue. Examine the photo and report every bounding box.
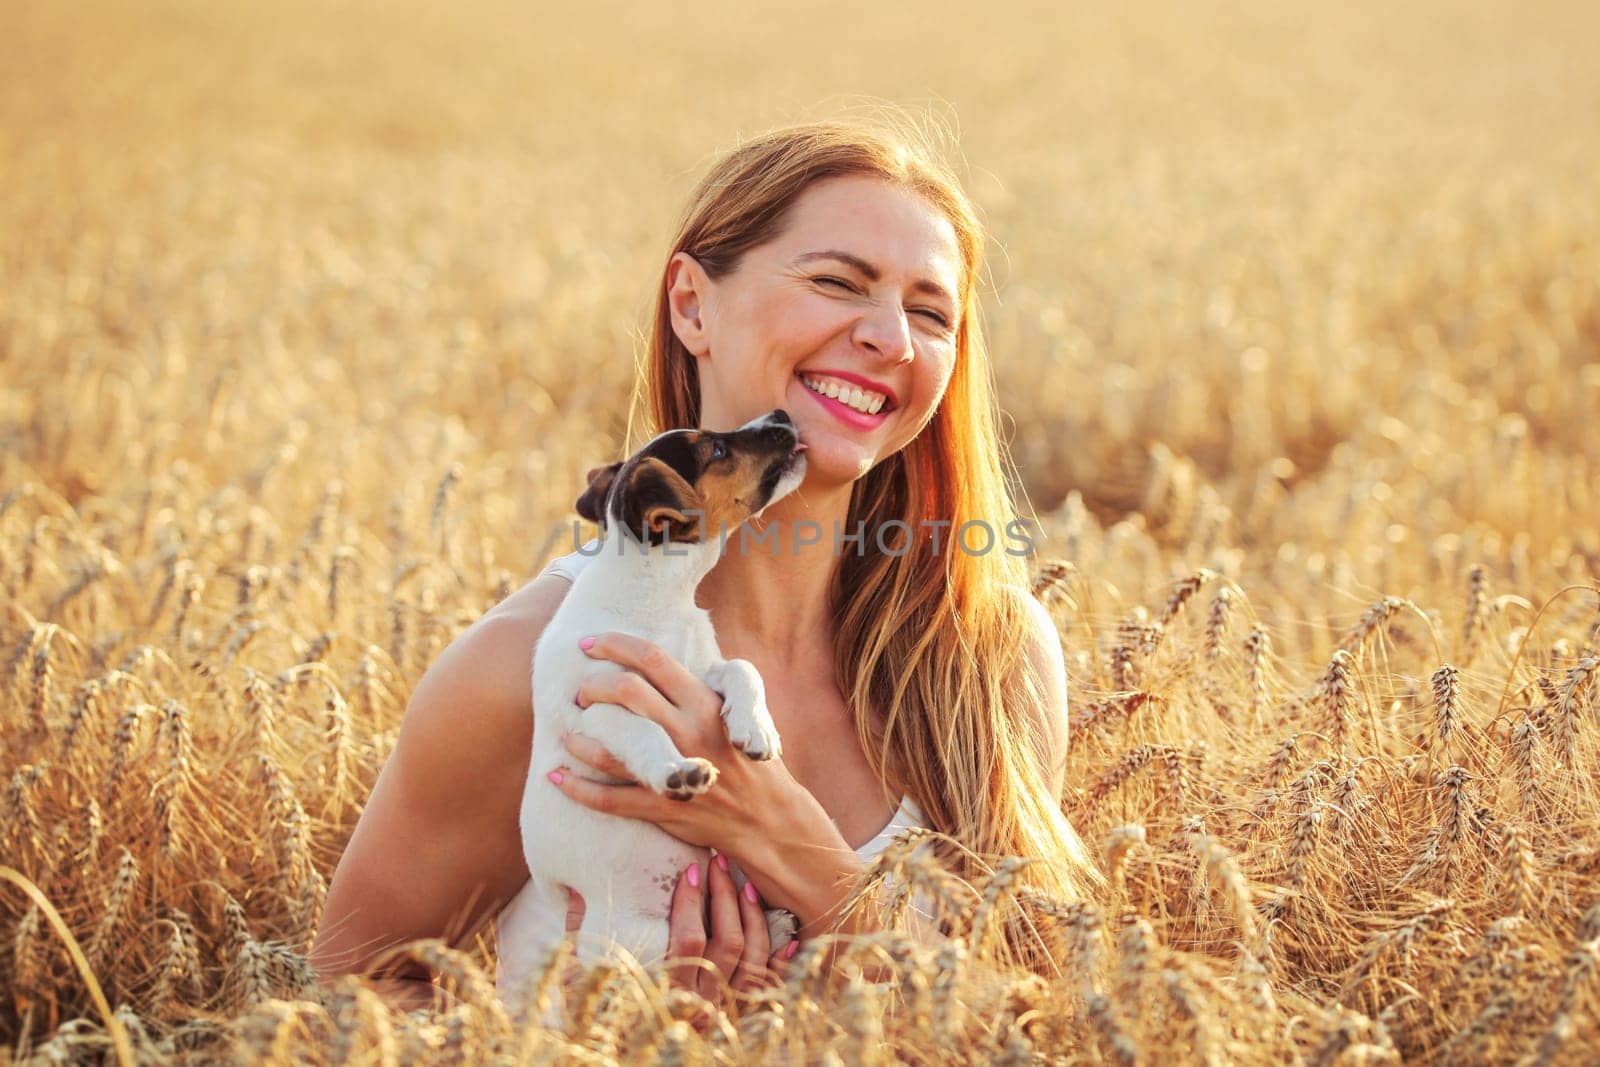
[793,442,808,452]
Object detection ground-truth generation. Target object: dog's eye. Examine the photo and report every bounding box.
[710,441,728,461]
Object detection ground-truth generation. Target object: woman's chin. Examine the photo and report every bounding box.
[795,449,874,489]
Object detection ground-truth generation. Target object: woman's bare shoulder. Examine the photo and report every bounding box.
[435,573,575,713]
[480,572,582,655]
[1012,587,1070,794]
[390,574,575,779]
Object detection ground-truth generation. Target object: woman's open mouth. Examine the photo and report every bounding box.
[795,372,894,431]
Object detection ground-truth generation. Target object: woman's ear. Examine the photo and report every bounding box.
[666,251,713,359]
[575,462,623,526]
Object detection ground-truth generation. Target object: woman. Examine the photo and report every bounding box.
[311,114,1100,1013]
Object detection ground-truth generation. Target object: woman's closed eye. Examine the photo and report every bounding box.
[813,276,951,329]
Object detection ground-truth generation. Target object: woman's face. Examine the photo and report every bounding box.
[666,174,964,490]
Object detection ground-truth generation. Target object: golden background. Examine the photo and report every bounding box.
[3,0,1598,1061]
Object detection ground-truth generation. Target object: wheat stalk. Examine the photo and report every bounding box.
[1431,664,1461,761]
[1459,565,1490,664]
[1529,902,1600,1066]
[147,909,203,1017]
[86,848,140,970]
[1550,656,1597,769]
[1340,596,1407,657]
[1204,587,1232,662]
[1399,765,1475,886]
[1112,914,1154,1013]
[12,903,45,993]
[1319,650,1356,754]
[1441,945,1530,1061]
[3,762,48,860]
[153,699,193,858]
[1031,559,1077,609]
[104,701,155,800]
[1339,898,1457,1002]
[1158,568,1214,628]
[1081,743,1181,818]
[1284,762,1331,893]
[1245,627,1271,722]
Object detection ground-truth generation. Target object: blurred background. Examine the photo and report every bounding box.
[5,1,1597,608]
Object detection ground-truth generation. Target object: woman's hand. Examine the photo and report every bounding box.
[664,853,797,998]
[546,632,819,901]
[547,631,873,949]
[561,858,798,1000]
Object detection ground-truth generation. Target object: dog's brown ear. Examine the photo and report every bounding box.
[575,462,623,526]
[618,458,703,545]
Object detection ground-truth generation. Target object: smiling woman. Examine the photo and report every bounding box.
[631,124,1104,929]
[311,112,1103,1015]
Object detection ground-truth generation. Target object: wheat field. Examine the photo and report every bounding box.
[4,0,1600,1062]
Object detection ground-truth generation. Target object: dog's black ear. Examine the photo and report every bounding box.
[575,462,623,526]
[618,458,702,545]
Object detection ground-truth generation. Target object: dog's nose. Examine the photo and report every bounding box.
[768,409,792,426]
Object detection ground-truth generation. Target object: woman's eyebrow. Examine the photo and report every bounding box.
[793,250,955,307]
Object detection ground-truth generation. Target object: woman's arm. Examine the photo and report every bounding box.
[549,602,1073,968]
[726,783,871,938]
[750,593,1071,926]
[310,575,573,1011]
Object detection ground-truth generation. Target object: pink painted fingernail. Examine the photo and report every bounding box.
[547,770,564,786]
[743,881,759,904]
[784,940,799,959]
[715,853,730,872]
[686,863,700,888]
[579,636,596,650]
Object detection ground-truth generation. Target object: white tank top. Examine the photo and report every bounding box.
[495,539,932,1007]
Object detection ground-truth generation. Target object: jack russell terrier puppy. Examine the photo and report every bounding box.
[518,408,806,969]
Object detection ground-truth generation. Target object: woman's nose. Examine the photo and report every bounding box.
[852,302,913,364]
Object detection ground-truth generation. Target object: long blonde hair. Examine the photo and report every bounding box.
[629,112,1103,961]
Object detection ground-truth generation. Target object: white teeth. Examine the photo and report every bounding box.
[801,374,888,416]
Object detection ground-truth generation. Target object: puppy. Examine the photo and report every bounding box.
[513,409,806,971]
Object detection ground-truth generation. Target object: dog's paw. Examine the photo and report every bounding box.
[706,659,781,761]
[658,757,718,800]
[724,706,782,762]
